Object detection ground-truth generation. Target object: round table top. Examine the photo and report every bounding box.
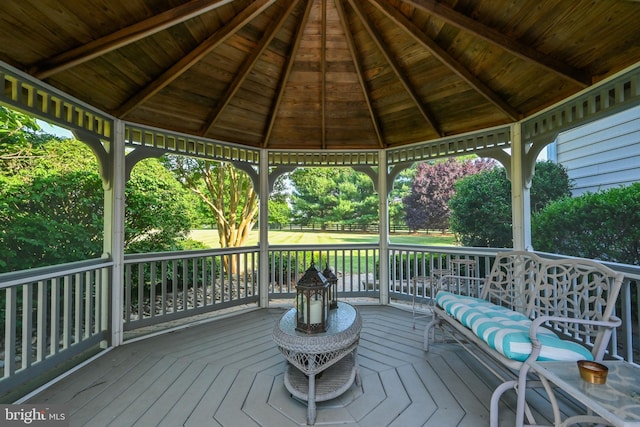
[272,302,362,354]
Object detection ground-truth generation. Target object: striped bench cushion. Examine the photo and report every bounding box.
[436,292,593,362]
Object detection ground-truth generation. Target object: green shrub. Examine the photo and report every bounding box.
[449,167,513,247]
[449,161,572,247]
[533,183,640,265]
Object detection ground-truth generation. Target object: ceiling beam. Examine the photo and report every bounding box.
[200,0,297,136]
[262,0,313,148]
[335,0,384,148]
[32,0,235,79]
[350,0,443,137]
[370,0,520,121]
[321,0,327,149]
[403,0,591,87]
[114,0,275,118]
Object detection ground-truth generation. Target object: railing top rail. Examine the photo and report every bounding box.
[123,246,260,264]
[0,258,113,289]
[387,245,640,282]
[268,243,380,251]
[534,250,640,280]
[388,244,506,256]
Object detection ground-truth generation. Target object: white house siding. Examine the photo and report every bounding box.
[550,104,640,196]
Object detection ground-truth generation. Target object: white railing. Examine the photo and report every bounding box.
[123,247,260,330]
[267,244,380,299]
[0,258,112,399]
[1,244,638,401]
[121,243,380,328]
[387,245,499,301]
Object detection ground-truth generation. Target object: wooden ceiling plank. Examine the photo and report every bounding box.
[201,0,297,136]
[350,0,443,136]
[370,0,520,121]
[32,0,236,79]
[404,0,591,87]
[321,0,327,149]
[114,0,275,118]
[335,0,385,148]
[263,0,312,148]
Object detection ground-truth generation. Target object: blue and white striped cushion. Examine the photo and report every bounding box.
[435,291,593,362]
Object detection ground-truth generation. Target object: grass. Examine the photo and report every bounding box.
[189,229,457,248]
[188,229,457,278]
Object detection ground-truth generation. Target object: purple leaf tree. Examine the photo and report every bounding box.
[404,158,495,232]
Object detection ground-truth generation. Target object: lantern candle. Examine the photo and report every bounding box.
[309,300,322,324]
[295,261,330,333]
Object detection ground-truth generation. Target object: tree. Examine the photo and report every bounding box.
[449,160,573,247]
[333,171,378,229]
[124,158,199,253]
[0,106,57,175]
[289,167,378,229]
[269,175,292,228]
[389,166,415,231]
[166,157,258,249]
[289,168,338,227]
[0,165,104,271]
[403,157,496,232]
[0,135,198,272]
[0,106,40,151]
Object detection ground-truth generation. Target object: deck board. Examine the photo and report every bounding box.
[27,304,584,426]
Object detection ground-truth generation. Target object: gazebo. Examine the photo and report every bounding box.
[1,0,640,423]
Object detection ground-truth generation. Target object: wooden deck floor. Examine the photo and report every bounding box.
[28,304,582,426]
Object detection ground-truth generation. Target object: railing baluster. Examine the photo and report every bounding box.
[51,278,60,355]
[150,262,157,317]
[74,273,82,344]
[37,280,47,363]
[635,282,640,364]
[84,271,92,339]
[124,264,131,323]
[161,261,168,315]
[4,286,17,378]
[172,259,179,313]
[23,283,33,369]
[63,276,71,349]
[192,258,198,308]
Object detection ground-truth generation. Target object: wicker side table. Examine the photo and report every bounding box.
[272,302,362,425]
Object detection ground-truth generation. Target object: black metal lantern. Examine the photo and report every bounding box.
[322,263,338,310]
[296,261,330,333]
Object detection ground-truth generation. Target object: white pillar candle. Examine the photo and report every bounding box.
[309,300,322,324]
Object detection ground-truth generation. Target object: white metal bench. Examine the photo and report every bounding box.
[424,251,624,427]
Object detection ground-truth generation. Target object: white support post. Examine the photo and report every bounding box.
[259,149,270,307]
[104,120,126,347]
[510,122,533,251]
[378,150,390,304]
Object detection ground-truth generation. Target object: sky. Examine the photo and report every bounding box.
[37,120,74,138]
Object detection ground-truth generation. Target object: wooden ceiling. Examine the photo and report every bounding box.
[2,0,640,151]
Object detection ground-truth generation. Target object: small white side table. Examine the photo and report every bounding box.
[272,302,362,425]
[528,360,640,427]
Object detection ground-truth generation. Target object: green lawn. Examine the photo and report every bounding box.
[189,229,456,248]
